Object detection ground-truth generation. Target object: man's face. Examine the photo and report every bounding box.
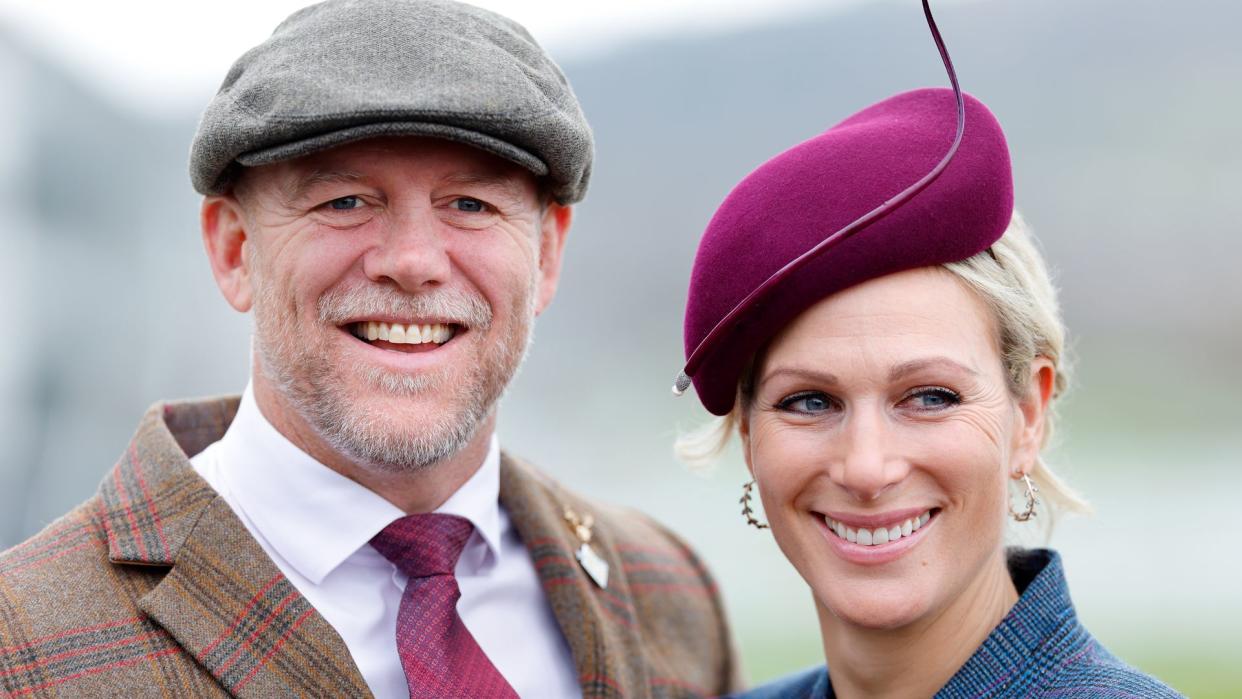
[218,137,563,472]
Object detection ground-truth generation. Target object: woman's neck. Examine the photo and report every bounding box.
[817,551,1020,699]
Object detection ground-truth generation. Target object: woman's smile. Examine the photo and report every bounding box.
[816,507,941,565]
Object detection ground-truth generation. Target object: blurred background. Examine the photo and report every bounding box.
[1,0,1239,695]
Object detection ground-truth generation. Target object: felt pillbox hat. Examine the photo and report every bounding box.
[189,0,593,204]
[679,87,1014,416]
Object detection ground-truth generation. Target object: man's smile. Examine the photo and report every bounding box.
[348,320,461,353]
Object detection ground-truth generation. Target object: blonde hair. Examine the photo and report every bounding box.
[676,212,1090,519]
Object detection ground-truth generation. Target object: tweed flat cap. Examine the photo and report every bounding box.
[190,0,593,204]
[681,88,1013,415]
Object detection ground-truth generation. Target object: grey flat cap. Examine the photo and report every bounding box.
[190,0,593,204]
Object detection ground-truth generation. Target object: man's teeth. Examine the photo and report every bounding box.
[354,321,455,345]
[825,511,933,547]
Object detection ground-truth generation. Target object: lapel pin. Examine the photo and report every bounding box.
[563,507,609,590]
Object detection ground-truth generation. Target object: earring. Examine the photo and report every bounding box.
[1009,473,1039,522]
[740,480,769,530]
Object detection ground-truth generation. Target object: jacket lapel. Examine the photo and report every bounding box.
[500,454,651,699]
[103,399,371,698]
[138,498,372,698]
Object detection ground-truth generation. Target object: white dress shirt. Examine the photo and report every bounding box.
[190,383,581,699]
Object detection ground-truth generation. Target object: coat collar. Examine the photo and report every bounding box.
[99,398,372,697]
[937,548,1089,697]
[98,397,653,698]
[98,398,238,566]
[498,453,653,698]
[791,549,1088,699]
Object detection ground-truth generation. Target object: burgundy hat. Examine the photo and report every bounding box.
[679,87,1014,415]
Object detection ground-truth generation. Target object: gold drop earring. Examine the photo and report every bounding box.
[1009,472,1039,522]
[740,479,769,529]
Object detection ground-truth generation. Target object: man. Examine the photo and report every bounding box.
[0,1,742,697]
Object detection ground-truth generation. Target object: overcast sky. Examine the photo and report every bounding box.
[0,0,875,115]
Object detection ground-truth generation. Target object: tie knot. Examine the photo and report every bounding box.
[370,513,474,579]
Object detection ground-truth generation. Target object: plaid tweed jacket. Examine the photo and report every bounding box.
[0,397,743,698]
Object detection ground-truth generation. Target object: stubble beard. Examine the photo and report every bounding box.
[251,274,537,474]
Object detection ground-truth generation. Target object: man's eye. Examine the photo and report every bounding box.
[327,196,363,210]
[776,392,834,414]
[902,387,961,411]
[453,198,488,213]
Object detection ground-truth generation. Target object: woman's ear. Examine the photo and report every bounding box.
[202,195,254,312]
[1013,357,1056,475]
[738,408,756,479]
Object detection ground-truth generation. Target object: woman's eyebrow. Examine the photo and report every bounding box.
[758,366,841,387]
[888,356,978,382]
[759,357,978,388]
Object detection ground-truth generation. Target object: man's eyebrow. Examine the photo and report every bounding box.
[281,169,368,204]
[441,172,528,205]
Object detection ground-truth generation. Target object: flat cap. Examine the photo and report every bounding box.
[682,88,1014,415]
[190,0,593,204]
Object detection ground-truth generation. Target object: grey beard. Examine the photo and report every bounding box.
[286,362,495,473]
[252,279,536,473]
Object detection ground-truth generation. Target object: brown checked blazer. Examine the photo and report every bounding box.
[0,397,743,698]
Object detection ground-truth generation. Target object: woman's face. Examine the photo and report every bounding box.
[742,266,1050,631]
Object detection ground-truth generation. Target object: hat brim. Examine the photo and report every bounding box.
[234,121,549,182]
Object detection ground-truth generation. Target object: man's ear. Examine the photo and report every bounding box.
[1013,357,1056,476]
[533,203,572,316]
[202,195,254,312]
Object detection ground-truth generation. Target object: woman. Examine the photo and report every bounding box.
[672,11,1183,699]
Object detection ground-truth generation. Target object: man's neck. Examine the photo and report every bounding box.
[817,550,1019,699]
[251,379,496,515]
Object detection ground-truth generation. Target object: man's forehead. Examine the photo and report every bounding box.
[294,136,532,178]
[254,136,539,200]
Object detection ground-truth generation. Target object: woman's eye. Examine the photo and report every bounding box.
[453,197,488,213]
[902,387,961,411]
[777,392,834,414]
[327,196,363,210]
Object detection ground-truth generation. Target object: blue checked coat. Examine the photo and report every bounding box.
[731,549,1182,698]
[0,397,743,698]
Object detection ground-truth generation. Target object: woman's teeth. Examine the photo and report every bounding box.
[824,510,932,546]
[353,321,455,345]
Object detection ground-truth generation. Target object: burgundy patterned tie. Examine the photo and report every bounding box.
[370,513,519,699]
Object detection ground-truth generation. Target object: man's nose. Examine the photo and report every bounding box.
[831,407,909,502]
[362,210,452,292]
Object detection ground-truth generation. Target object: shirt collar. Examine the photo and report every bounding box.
[214,382,503,585]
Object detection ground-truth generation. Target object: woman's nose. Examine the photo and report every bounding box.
[362,210,452,292]
[833,408,909,502]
